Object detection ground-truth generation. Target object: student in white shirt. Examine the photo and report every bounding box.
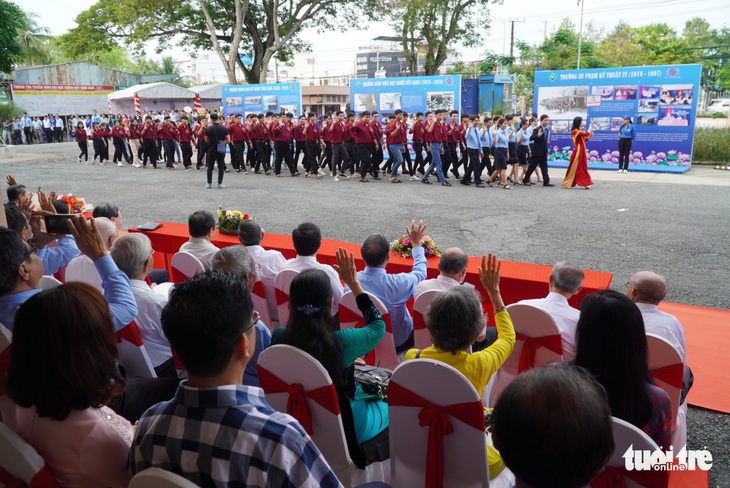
[179,211,220,270]
[516,262,584,361]
[110,233,176,378]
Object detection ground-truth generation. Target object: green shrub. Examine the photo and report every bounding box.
[711,111,728,119]
[0,101,25,124]
[693,127,730,162]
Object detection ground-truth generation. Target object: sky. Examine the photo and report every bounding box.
[23,0,730,82]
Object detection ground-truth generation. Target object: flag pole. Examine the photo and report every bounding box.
[577,0,585,69]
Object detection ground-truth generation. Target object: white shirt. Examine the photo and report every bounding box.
[517,292,580,361]
[414,274,461,299]
[55,118,64,128]
[179,237,220,270]
[65,255,103,292]
[282,255,344,307]
[43,119,51,129]
[246,245,286,323]
[129,280,172,367]
[636,302,687,361]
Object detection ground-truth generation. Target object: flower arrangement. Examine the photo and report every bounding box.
[60,194,87,214]
[217,207,254,235]
[390,235,442,259]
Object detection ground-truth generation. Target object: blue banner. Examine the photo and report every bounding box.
[221,82,302,119]
[533,64,701,173]
[349,75,462,117]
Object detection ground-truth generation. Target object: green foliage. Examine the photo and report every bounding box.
[710,112,728,119]
[0,0,24,73]
[0,101,25,122]
[693,127,730,162]
[17,11,51,66]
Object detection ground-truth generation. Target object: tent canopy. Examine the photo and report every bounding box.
[108,82,195,100]
[189,84,223,100]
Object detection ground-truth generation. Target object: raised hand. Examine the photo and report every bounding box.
[405,219,427,248]
[6,174,18,187]
[478,253,501,294]
[333,247,364,295]
[38,191,56,215]
[67,216,108,260]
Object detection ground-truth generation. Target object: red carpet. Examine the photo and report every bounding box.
[668,464,710,487]
[659,302,730,414]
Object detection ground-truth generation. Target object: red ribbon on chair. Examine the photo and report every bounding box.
[388,381,486,488]
[650,363,684,389]
[0,346,11,398]
[252,280,265,298]
[515,332,563,374]
[29,465,61,488]
[338,305,365,329]
[257,366,340,435]
[590,465,669,488]
[413,310,426,331]
[170,266,188,285]
[116,322,143,346]
[275,287,289,306]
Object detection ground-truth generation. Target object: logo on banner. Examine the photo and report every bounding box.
[549,73,557,82]
[623,445,712,472]
[445,77,454,85]
[290,84,297,90]
[667,67,680,78]
[355,81,362,88]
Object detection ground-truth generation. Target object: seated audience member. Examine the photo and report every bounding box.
[626,270,691,447]
[92,202,124,230]
[178,210,220,270]
[273,249,389,464]
[51,199,69,214]
[65,217,118,292]
[110,233,176,378]
[282,222,344,307]
[4,184,28,208]
[516,262,584,361]
[129,271,341,487]
[414,246,468,298]
[492,367,614,488]
[406,254,515,483]
[238,219,286,325]
[355,221,427,353]
[211,245,272,387]
[4,205,32,239]
[1,282,134,488]
[0,218,136,331]
[572,290,673,449]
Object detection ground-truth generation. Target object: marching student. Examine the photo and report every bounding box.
[178,116,194,171]
[75,122,89,163]
[139,116,158,169]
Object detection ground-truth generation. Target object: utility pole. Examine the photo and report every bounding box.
[509,18,525,60]
[544,21,548,41]
[577,0,586,69]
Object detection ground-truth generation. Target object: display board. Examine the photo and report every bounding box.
[349,75,462,118]
[221,82,302,118]
[10,84,115,115]
[533,64,701,173]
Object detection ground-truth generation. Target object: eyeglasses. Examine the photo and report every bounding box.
[22,243,39,262]
[252,263,261,274]
[625,281,634,290]
[241,311,260,336]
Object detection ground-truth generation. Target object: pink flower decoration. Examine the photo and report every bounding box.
[402,237,410,246]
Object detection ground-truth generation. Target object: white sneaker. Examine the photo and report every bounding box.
[333,176,339,182]
[134,164,141,168]
[118,162,123,167]
[318,168,325,176]
[77,157,82,163]
[617,169,622,174]
[623,169,628,174]
[410,175,420,181]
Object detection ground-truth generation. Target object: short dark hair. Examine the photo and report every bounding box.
[449,110,459,116]
[4,206,28,234]
[210,113,219,120]
[6,184,26,202]
[188,210,216,237]
[416,112,424,117]
[92,202,120,219]
[292,222,321,256]
[0,227,29,294]
[6,282,125,420]
[237,220,263,246]
[360,111,371,117]
[52,199,69,214]
[540,114,549,121]
[162,270,254,377]
[361,234,390,266]
[493,366,614,488]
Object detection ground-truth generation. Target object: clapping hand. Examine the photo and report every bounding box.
[38,191,56,215]
[333,247,364,295]
[406,219,427,248]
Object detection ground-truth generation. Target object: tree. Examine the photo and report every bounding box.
[371,0,492,76]
[0,0,24,73]
[64,0,357,84]
[17,11,51,66]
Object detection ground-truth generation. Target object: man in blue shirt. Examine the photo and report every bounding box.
[10,118,21,145]
[352,220,428,353]
[20,112,32,144]
[460,115,485,188]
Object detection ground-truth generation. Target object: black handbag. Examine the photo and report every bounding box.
[354,364,392,401]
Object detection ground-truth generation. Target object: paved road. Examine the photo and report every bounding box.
[2,142,729,485]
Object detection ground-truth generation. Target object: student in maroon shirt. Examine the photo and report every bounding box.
[385,109,408,183]
[410,112,426,176]
[369,111,383,178]
[91,122,108,164]
[139,116,158,169]
[194,117,208,171]
[228,114,247,173]
[327,110,349,182]
[126,119,142,167]
[243,114,257,169]
[319,114,333,176]
[74,122,88,163]
[292,115,307,172]
[111,120,127,166]
[272,112,298,176]
[303,112,321,177]
[158,116,177,169]
[351,111,377,182]
[178,116,194,171]
[344,112,357,176]
[421,110,450,186]
[443,110,461,178]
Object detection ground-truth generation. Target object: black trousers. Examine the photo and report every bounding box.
[92,139,104,161]
[196,141,208,169]
[294,140,306,170]
[55,127,63,142]
[77,141,88,161]
[444,141,460,175]
[321,141,333,171]
[481,146,494,175]
[43,127,52,143]
[23,127,32,144]
[618,138,632,170]
[371,143,383,175]
[331,142,349,175]
[142,138,158,168]
[461,148,483,184]
[207,151,226,184]
[254,140,271,172]
[274,140,296,174]
[113,138,125,162]
[305,141,319,174]
[108,377,179,423]
[162,139,175,167]
[404,144,414,176]
[345,141,357,174]
[356,143,372,178]
[233,141,246,171]
[413,141,425,173]
[523,155,550,184]
[181,141,193,168]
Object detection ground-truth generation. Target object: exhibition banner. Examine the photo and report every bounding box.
[221,82,302,118]
[533,64,701,173]
[11,84,115,115]
[349,75,462,117]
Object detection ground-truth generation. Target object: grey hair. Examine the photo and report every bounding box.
[211,245,253,278]
[110,233,152,279]
[551,262,585,294]
[426,286,486,353]
[93,217,118,246]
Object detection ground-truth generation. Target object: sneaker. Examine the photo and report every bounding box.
[235,168,242,173]
[134,164,141,168]
[117,162,123,167]
[623,169,628,174]
[410,175,420,181]
[242,170,248,175]
[185,167,192,172]
[77,157,82,163]
[339,173,347,178]
[617,169,622,174]
[441,181,452,187]
[218,184,225,189]
[333,176,339,182]
[318,168,325,176]
[205,184,211,189]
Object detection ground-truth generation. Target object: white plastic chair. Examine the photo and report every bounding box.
[486,303,563,407]
[116,321,157,378]
[0,422,61,487]
[38,275,63,290]
[273,269,299,327]
[129,467,199,488]
[152,281,175,298]
[251,277,274,332]
[338,291,399,371]
[0,323,11,402]
[589,417,669,488]
[412,290,440,350]
[170,251,205,284]
[388,359,490,488]
[257,345,389,487]
[646,333,685,451]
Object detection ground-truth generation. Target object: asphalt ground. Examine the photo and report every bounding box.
[2,141,729,486]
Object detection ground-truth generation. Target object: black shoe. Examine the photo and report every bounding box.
[451,170,461,179]
[460,181,471,186]
[372,175,381,180]
[543,183,555,187]
[476,183,485,188]
[441,181,452,187]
